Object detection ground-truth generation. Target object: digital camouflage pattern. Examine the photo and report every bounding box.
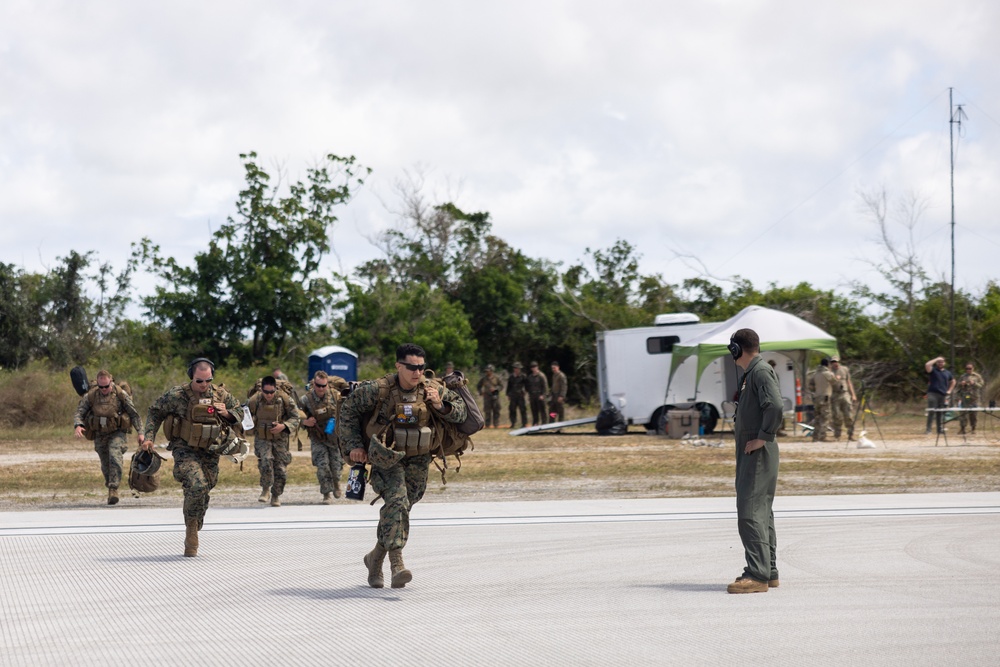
[302,385,344,495]
[957,370,985,433]
[477,372,503,428]
[340,375,467,551]
[144,384,244,525]
[830,363,855,440]
[74,386,142,489]
[248,393,300,497]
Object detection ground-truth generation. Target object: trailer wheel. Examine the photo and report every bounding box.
[695,402,720,434]
[650,405,675,435]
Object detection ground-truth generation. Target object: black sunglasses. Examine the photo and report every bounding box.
[313,382,328,388]
[97,383,112,389]
[193,378,213,384]
[262,388,276,395]
[398,362,426,372]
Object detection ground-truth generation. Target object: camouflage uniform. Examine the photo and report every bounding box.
[549,367,568,423]
[525,369,549,426]
[339,375,467,552]
[506,366,528,428]
[74,385,142,491]
[477,369,503,427]
[144,384,244,527]
[248,390,300,500]
[830,360,855,440]
[807,364,836,442]
[957,370,985,434]
[300,387,343,496]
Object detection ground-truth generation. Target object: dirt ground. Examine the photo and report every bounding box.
[3,412,998,511]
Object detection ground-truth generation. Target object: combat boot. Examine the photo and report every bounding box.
[364,544,387,588]
[108,486,119,506]
[333,479,342,499]
[727,577,767,594]
[183,518,199,557]
[270,494,281,507]
[258,487,270,503]
[389,549,412,588]
[322,492,333,505]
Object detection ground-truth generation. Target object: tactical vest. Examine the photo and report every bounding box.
[364,374,434,457]
[251,395,284,441]
[302,391,340,443]
[84,384,129,437]
[162,386,230,450]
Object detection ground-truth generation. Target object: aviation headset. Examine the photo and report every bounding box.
[187,357,216,379]
[727,334,742,362]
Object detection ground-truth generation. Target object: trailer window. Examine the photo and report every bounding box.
[646,336,680,354]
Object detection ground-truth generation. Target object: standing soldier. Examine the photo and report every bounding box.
[143,358,244,557]
[248,376,300,507]
[957,362,985,435]
[73,369,144,505]
[807,359,836,442]
[525,361,549,426]
[477,364,503,428]
[340,343,467,589]
[300,371,346,503]
[828,356,857,441]
[726,328,782,594]
[506,362,528,429]
[549,361,568,423]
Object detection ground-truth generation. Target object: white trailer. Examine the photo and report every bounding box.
[596,310,814,433]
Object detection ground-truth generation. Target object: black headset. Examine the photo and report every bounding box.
[187,357,216,379]
[727,334,742,361]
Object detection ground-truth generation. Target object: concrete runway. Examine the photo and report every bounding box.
[2,492,998,666]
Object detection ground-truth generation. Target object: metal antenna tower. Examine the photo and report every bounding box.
[948,88,966,369]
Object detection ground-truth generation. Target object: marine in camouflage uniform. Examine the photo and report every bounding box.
[548,361,568,423]
[477,365,503,428]
[525,361,549,426]
[340,343,467,589]
[807,360,836,442]
[506,362,528,429]
[828,356,857,440]
[957,363,985,435]
[143,358,244,557]
[247,376,300,507]
[73,369,144,505]
[299,370,346,503]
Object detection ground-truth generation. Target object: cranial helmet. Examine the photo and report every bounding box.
[128,449,166,494]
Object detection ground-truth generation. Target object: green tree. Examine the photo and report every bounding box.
[136,151,370,363]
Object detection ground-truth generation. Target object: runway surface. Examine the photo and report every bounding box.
[2,492,998,666]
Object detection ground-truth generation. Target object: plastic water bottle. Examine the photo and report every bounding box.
[325,417,336,434]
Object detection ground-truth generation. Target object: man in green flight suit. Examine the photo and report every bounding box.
[727,328,782,594]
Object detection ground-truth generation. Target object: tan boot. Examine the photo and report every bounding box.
[270,494,281,507]
[183,519,199,557]
[364,544,387,588]
[727,577,768,594]
[107,487,119,506]
[258,487,270,503]
[333,479,342,499]
[322,492,333,505]
[389,549,412,588]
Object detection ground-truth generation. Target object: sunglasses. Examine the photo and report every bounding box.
[398,362,426,372]
[262,389,276,395]
[97,383,112,389]
[193,378,213,384]
[314,383,328,388]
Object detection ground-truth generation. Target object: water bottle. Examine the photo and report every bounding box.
[345,463,367,501]
[325,417,336,434]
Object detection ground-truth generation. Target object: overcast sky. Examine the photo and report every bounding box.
[2,1,997,316]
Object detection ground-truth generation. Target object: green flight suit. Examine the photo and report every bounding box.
[733,355,783,583]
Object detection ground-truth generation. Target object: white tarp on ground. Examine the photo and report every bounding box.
[668,305,839,393]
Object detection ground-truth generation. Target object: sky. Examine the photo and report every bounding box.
[2,0,998,317]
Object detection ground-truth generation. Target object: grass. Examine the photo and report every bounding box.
[2,404,998,508]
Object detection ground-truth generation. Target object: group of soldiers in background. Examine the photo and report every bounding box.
[473,360,568,428]
[807,355,857,442]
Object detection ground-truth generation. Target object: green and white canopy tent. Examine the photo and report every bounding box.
[666,305,840,398]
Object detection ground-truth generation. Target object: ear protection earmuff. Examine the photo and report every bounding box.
[727,335,742,361]
[187,357,216,379]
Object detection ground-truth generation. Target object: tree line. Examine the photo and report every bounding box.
[3,151,998,404]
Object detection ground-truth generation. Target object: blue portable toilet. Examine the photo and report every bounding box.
[308,345,359,382]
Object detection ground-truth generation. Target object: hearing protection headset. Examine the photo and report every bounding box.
[187,357,216,379]
[727,335,742,362]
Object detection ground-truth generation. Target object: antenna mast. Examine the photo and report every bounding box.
[948,88,965,369]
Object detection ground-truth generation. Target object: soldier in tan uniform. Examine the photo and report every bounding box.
[477,364,503,428]
[829,356,857,440]
[807,359,836,442]
[957,362,985,434]
[549,361,568,423]
[73,369,144,505]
